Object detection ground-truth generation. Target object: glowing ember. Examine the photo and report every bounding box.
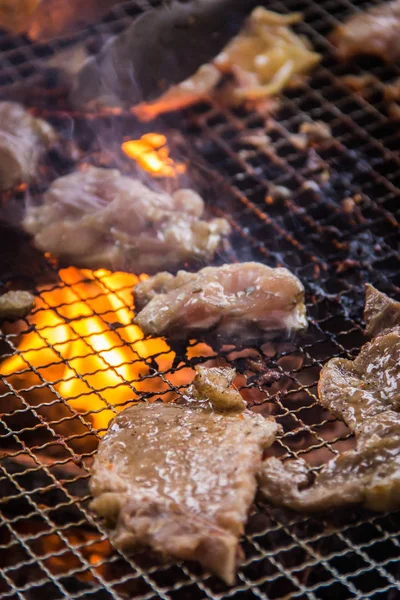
[122,133,186,177]
[0,267,174,432]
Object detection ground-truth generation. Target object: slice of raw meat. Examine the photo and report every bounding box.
[330,0,400,62]
[259,289,400,513]
[90,366,279,583]
[134,262,307,340]
[23,166,230,274]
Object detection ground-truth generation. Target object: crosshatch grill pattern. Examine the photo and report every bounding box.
[0,1,400,599]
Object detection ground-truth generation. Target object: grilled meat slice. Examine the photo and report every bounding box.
[330,0,400,62]
[364,284,400,338]
[90,367,279,584]
[23,167,230,274]
[133,8,320,120]
[134,262,307,340]
[259,291,400,512]
[0,102,55,190]
[259,415,400,512]
[0,290,35,319]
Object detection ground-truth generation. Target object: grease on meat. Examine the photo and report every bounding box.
[134,262,307,340]
[259,287,400,512]
[90,367,279,583]
[23,166,230,274]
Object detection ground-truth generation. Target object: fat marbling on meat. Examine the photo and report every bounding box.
[90,366,279,584]
[23,166,230,274]
[0,102,55,190]
[259,286,400,512]
[134,262,307,340]
[330,0,400,62]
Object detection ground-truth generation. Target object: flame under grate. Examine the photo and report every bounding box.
[0,1,400,599]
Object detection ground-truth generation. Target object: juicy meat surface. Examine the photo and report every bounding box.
[134,262,307,340]
[0,102,55,190]
[330,0,400,62]
[260,290,400,512]
[23,166,230,274]
[364,284,400,338]
[0,290,35,319]
[90,367,279,583]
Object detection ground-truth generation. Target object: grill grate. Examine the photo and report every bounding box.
[0,1,400,599]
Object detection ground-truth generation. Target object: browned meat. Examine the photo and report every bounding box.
[364,284,400,337]
[0,102,55,190]
[23,167,230,274]
[90,367,279,583]
[0,290,35,319]
[330,0,400,62]
[134,262,307,340]
[259,290,400,512]
[191,365,246,411]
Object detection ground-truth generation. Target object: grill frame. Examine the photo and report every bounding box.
[0,1,400,599]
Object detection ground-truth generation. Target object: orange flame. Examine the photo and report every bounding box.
[122,133,186,177]
[0,267,174,432]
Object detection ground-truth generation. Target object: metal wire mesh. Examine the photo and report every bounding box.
[0,1,400,599]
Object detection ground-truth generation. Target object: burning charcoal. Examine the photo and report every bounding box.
[330,0,400,62]
[0,451,89,510]
[259,287,400,513]
[0,290,35,320]
[0,102,56,191]
[134,262,307,341]
[90,366,279,584]
[23,166,230,274]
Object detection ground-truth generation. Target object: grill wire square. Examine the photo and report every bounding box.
[0,0,400,599]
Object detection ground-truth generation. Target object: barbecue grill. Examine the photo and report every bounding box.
[0,1,400,598]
